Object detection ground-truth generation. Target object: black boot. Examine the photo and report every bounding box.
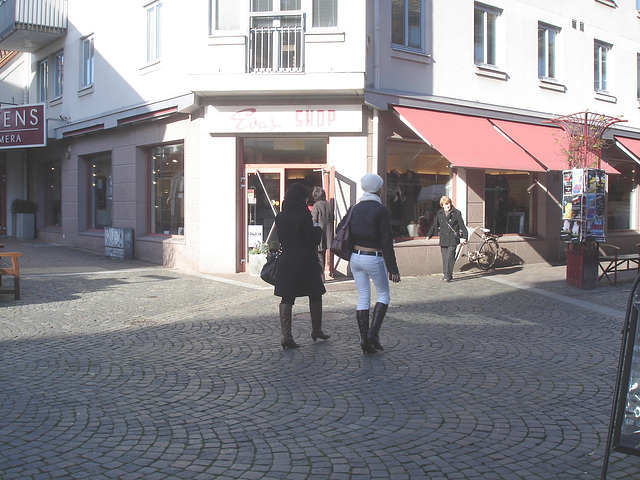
[279,304,299,349]
[368,302,388,351]
[310,298,330,341]
[356,310,376,354]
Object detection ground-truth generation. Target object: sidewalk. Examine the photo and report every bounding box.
[1,235,639,479]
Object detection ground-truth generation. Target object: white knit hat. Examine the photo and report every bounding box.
[361,173,383,193]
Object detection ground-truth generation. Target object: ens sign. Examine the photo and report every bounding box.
[0,104,46,149]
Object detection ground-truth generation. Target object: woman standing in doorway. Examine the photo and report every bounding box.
[427,195,468,282]
[274,183,331,349]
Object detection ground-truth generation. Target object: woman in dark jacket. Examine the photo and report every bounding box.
[339,173,401,354]
[427,195,468,282]
[274,183,330,349]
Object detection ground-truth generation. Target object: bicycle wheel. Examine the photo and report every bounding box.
[476,239,499,271]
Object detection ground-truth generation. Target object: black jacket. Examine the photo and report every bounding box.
[427,208,468,247]
[340,199,399,275]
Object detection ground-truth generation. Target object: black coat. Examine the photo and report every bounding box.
[274,184,326,299]
[426,208,468,247]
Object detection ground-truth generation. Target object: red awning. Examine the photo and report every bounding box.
[615,136,640,165]
[393,106,546,172]
[491,119,619,174]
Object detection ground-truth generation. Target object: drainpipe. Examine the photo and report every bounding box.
[373,0,380,90]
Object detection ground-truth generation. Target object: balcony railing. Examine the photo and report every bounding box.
[0,0,67,52]
[249,13,304,73]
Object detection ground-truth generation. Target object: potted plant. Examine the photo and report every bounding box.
[248,241,270,276]
[11,199,38,240]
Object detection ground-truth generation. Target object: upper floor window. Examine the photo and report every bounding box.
[211,0,240,31]
[637,0,640,10]
[38,59,48,102]
[474,3,500,66]
[538,23,559,79]
[392,0,423,50]
[637,54,640,100]
[313,0,337,28]
[53,51,63,97]
[594,40,611,92]
[249,0,303,72]
[81,36,94,88]
[147,2,162,62]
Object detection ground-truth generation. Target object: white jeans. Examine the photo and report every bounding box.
[350,252,390,310]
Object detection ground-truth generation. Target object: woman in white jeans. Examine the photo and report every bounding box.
[338,173,401,354]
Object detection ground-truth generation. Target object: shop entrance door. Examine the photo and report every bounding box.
[244,164,331,272]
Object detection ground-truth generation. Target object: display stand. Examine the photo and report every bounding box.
[601,275,640,478]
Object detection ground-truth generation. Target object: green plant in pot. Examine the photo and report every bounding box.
[10,199,38,214]
[248,242,271,276]
[248,242,270,255]
[11,199,38,239]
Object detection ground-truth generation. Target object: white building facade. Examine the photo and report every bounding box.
[1,0,640,276]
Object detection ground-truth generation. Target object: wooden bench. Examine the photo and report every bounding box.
[0,244,22,300]
[598,243,640,286]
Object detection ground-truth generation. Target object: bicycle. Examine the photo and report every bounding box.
[455,226,500,271]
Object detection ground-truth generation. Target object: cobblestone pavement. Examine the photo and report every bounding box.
[1,237,640,479]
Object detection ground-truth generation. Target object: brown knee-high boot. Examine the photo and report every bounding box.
[368,302,388,351]
[356,310,377,354]
[310,298,330,341]
[279,303,299,350]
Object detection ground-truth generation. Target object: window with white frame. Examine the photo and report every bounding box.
[53,51,63,98]
[211,0,240,31]
[38,59,48,102]
[313,0,337,28]
[146,2,162,62]
[81,36,94,88]
[474,3,500,66]
[249,0,304,73]
[594,40,610,92]
[391,0,423,50]
[538,23,559,79]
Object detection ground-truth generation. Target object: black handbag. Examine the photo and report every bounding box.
[330,206,355,260]
[260,250,280,285]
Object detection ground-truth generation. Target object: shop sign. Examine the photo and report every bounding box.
[0,104,46,149]
[208,105,362,133]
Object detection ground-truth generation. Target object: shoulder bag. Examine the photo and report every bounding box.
[330,206,355,261]
[260,249,280,286]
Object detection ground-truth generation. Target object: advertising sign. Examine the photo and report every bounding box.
[0,104,46,149]
[560,168,606,243]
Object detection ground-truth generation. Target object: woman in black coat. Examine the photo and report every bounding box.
[274,183,330,349]
[426,195,468,282]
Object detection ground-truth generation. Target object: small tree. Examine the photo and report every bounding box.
[10,199,38,214]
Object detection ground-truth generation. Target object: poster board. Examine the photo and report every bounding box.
[561,168,606,243]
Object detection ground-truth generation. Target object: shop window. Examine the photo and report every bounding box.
[485,171,532,235]
[606,159,635,230]
[150,144,184,235]
[243,138,326,163]
[89,155,112,229]
[386,140,451,238]
[46,161,61,227]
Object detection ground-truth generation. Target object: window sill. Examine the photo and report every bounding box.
[306,30,345,43]
[78,85,94,97]
[474,64,508,81]
[391,46,431,64]
[140,59,161,74]
[138,234,185,245]
[595,0,617,7]
[539,77,566,93]
[49,96,63,107]
[595,90,617,103]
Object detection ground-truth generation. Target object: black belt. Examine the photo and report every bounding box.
[354,250,382,256]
